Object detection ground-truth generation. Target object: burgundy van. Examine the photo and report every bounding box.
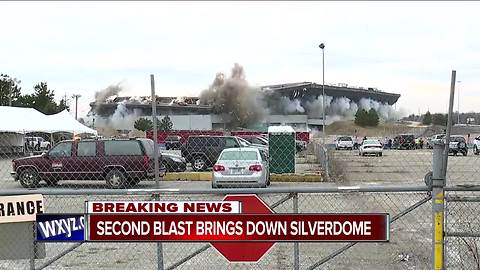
[11,138,163,189]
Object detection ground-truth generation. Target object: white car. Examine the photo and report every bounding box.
[335,136,354,150]
[473,136,480,155]
[359,139,383,157]
[25,136,51,151]
[212,148,269,188]
[427,134,446,149]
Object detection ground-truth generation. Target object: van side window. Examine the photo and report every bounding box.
[77,142,97,157]
[105,141,142,156]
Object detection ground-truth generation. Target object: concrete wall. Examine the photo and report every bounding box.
[168,115,212,130]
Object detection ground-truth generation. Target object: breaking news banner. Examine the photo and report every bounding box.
[86,201,242,214]
[36,214,85,242]
[87,214,389,242]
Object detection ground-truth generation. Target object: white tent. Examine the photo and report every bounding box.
[46,110,97,135]
[0,106,97,135]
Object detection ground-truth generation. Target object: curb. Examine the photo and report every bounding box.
[162,172,324,182]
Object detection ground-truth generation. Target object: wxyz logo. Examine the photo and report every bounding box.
[38,217,85,239]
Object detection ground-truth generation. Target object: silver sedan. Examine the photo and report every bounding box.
[212,148,270,188]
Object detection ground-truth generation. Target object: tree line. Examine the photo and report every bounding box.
[0,74,69,115]
[134,115,174,131]
[404,111,452,126]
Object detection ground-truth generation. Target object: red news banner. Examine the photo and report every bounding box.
[86,201,389,242]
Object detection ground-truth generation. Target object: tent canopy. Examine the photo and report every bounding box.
[0,106,97,135]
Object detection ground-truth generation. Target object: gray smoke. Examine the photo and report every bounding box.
[282,95,402,121]
[199,63,268,129]
[94,83,123,105]
[86,83,141,130]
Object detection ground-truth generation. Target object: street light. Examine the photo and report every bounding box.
[72,94,81,120]
[319,43,326,145]
[457,80,461,124]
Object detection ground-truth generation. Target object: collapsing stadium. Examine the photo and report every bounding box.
[88,64,401,131]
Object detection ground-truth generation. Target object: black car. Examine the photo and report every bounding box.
[161,153,187,172]
[448,136,468,156]
[180,136,249,171]
[393,134,416,150]
[165,135,182,150]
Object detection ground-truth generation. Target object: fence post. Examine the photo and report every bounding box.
[30,221,35,270]
[293,192,299,270]
[432,142,445,270]
[431,70,456,270]
[151,74,164,270]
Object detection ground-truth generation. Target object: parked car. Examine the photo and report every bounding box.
[473,136,480,155]
[427,134,446,149]
[165,135,182,150]
[161,152,187,172]
[392,134,416,150]
[181,135,253,171]
[240,135,269,146]
[295,140,307,152]
[25,136,51,151]
[448,135,468,156]
[335,136,354,150]
[359,139,383,157]
[212,148,269,188]
[11,138,165,188]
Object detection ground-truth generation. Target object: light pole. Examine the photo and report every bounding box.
[457,80,461,124]
[319,43,326,145]
[72,94,81,120]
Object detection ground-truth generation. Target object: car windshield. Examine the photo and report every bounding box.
[452,137,465,142]
[339,137,352,141]
[219,150,258,161]
[364,140,380,145]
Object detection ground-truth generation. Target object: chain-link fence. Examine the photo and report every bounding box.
[0,186,432,270]
[0,128,317,190]
[445,188,480,270]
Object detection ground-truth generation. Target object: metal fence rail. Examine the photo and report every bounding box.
[0,187,433,270]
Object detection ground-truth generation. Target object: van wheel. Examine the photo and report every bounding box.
[105,169,127,189]
[462,151,468,156]
[379,153,383,157]
[192,156,207,171]
[19,168,40,188]
[474,146,479,155]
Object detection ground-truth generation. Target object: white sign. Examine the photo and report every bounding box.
[0,194,44,224]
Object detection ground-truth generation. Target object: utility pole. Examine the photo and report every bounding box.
[72,94,81,120]
[319,43,326,145]
[457,80,461,124]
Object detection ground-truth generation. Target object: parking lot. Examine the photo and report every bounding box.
[1,143,479,269]
[330,148,480,185]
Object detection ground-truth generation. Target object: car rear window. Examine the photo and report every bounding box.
[104,141,142,156]
[364,140,380,145]
[339,137,352,141]
[219,151,258,161]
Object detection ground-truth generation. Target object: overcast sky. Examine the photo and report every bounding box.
[1,1,479,117]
